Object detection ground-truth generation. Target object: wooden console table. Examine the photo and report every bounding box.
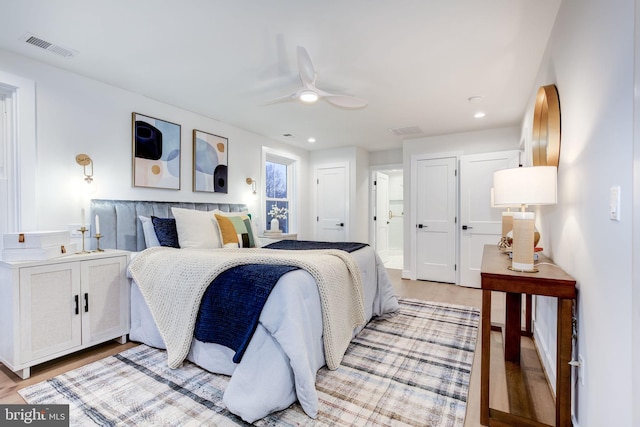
[480,245,576,427]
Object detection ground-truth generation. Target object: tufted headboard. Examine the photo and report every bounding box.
[89,199,248,252]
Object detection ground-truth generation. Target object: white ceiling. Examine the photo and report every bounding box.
[0,0,561,152]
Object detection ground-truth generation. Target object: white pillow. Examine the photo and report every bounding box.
[138,215,161,248]
[171,207,222,249]
[212,209,262,248]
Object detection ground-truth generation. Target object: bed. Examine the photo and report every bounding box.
[90,199,399,423]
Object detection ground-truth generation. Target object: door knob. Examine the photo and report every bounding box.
[462,225,473,230]
[336,223,344,227]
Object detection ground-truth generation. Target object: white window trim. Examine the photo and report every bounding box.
[0,71,36,232]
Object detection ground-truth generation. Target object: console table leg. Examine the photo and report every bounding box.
[504,292,522,363]
[481,289,492,426]
[557,298,574,427]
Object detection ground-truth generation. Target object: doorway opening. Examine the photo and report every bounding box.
[373,169,404,270]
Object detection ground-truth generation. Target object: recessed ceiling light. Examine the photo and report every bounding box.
[307,137,316,144]
[468,96,483,103]
[474,112,486,118]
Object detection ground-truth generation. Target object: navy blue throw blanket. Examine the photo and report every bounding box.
[195,264,299,363]
[264,239,368,253]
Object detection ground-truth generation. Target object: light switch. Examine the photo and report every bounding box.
[610,186,621,221]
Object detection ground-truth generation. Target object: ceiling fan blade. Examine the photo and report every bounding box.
[297,46,316,87]
[261,92,298,105]
[322,94,368,109]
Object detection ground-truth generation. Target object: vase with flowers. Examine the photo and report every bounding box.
[267,204,288,234]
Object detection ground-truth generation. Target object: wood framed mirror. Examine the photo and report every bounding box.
[531,84,561,167]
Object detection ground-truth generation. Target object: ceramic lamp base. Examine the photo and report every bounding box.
[511,211,537,272]
[501,211,514,238]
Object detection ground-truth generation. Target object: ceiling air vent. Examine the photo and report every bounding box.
[21,33,77,58]
[388,126,423,137]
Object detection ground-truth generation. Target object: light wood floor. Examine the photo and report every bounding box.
[0,268,556,426]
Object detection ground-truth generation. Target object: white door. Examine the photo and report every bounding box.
[459,151,520,288]
[316,164,348,241]
[415,157,457,283]
[374,172,390,262]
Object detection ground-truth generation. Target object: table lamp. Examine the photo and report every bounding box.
[490,188,520,251]
[493,166,557,272]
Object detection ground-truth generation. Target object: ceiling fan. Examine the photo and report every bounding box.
[264,46,368,109]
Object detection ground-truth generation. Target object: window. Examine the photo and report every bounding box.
[264,150,297,233]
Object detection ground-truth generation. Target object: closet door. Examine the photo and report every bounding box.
[315,164,348,241]
[459,151,520,288]
[414,156,457,283]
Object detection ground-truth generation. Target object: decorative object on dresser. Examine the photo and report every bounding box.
[2,231,75,262]
[192,129,228,193]
[267,203,288,235]
[490,187,520,251]
[132,112,181,190]
[493,166,557,272]
[0,250,131,379]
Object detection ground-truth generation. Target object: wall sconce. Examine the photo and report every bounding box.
[246,177,257,194]
[76,153,96,194]
[76,154,93,183]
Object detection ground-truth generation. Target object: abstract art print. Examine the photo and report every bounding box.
[193,129,228,193]
[132,112,181,190]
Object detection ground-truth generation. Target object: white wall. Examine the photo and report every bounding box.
[527,0,635,425]
[0,48,312,238]
[370,148,402,166]
[388,172,404,251]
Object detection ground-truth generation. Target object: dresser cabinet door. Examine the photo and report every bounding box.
[19,262,82,362]
[80,256,129,345]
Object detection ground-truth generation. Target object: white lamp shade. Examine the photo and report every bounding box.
[493,166,557,206]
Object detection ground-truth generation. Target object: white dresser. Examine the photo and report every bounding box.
[0,249,130,379]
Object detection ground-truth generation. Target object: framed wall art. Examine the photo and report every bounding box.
[132,112,181,190]
[192,129,228,193]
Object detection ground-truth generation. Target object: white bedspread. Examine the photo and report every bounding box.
[128,247,366,370]
[128,245,399,422]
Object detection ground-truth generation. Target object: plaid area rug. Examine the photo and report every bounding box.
[19,298,479,426]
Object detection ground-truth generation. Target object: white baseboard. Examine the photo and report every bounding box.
[533,321,557,395]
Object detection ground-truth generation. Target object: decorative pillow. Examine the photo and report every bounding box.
[151,216,179,248]
[139,215,161,248]
[215,214,257,248]
[212,209,262,248]
[171,207,222,249]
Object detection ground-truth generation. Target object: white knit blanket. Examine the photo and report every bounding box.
[128,247,366,370]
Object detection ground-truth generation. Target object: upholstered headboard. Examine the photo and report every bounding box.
[89,199,248,252]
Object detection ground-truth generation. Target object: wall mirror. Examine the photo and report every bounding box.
[531,84,561,167]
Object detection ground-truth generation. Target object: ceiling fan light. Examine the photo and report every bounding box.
[299,90,319,103]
